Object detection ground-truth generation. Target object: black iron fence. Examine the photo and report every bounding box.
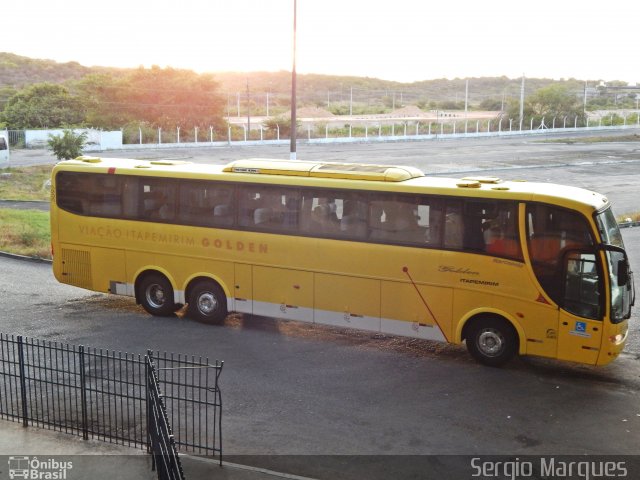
[147,352,185,480]
[0,334,222,464]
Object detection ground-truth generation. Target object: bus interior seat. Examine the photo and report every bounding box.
[305,204,330,234]
[254,207,273,226]
[213,204,232,225]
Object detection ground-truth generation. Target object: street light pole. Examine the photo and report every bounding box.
[290,0,297,160]
[246,78,251,140]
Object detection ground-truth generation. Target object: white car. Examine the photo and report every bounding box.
[0,134,9,167]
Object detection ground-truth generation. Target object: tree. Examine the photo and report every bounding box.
[263,115,300,138]
[77,66,226,131]
[75,73,129,129]
[479,97,503,111]
[1,83,85,128]
[506,84,585,126]
[48,129,87,160]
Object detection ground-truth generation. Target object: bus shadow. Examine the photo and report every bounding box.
[186,311,639,388]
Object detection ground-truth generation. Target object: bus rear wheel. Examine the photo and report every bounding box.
[466,316,518,367]
[139,273,176,317]
[187,281,227,325]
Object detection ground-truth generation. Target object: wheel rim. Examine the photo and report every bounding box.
[477,328,505,357]
[145,284,166,309]
[197,291,218,315]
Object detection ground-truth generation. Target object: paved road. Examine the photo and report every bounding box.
[1,251,639,479]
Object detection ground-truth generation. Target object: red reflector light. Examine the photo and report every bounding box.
[107,167,116,174]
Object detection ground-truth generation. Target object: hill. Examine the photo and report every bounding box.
[0,52,625,111]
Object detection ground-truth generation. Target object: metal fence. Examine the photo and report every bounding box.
[0,334,223,463]
[147,353,185,480]
[5,114,640,153]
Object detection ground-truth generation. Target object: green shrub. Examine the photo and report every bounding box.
[47,129,87,160]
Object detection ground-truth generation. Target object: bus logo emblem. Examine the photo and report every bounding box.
[8,457,29,479]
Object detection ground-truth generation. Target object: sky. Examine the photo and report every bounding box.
[2,0,639,84]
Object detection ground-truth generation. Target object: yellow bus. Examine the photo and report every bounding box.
[50,156,635,367]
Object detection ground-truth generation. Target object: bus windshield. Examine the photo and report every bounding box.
[596,208,634,322]
[596,208,624,248]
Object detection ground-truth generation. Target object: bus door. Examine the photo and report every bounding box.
[526,204,602,363]
[556,250,603,364]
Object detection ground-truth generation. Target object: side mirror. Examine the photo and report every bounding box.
[617,259,629,286]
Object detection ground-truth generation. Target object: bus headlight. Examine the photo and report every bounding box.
[609,333,626,345]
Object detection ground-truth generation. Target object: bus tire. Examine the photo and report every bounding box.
[138,273,176,317]
[465,316,518,367]
[187,281,227,325]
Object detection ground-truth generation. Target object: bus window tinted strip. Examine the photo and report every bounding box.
[55,171,524,261]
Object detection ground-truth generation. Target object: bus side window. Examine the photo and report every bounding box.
[178,181,234,227]
[211,186,235,226]
[483,203,522,260]
[122,178,140,218]
[141,181,176,222]
[368,196,428,245]
[444,202,463,249]
[339,197,368,239]
[238,187,260,227]
[238,186,299,231]
[56,172,87,214]
[301,193,340,236]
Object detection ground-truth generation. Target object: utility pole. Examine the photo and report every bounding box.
[464,79,469,116]
[349,86,353,116]
[290,0,297,160]
[519,75,525,130]
[246,78,251,139]
[464,79,469,132]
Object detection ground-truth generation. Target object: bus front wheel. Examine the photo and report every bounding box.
[187,281,227,325]
[139,273,176,317]
[465,316,518,367]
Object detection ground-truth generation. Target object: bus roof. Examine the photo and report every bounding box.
[56,156,609,213]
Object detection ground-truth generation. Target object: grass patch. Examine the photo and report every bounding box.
[0,208,51,258]
[0,165,53,201]
[617,212,640,223]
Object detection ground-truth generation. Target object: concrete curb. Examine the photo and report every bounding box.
[0,250,52,264]
[619,221,640,229]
